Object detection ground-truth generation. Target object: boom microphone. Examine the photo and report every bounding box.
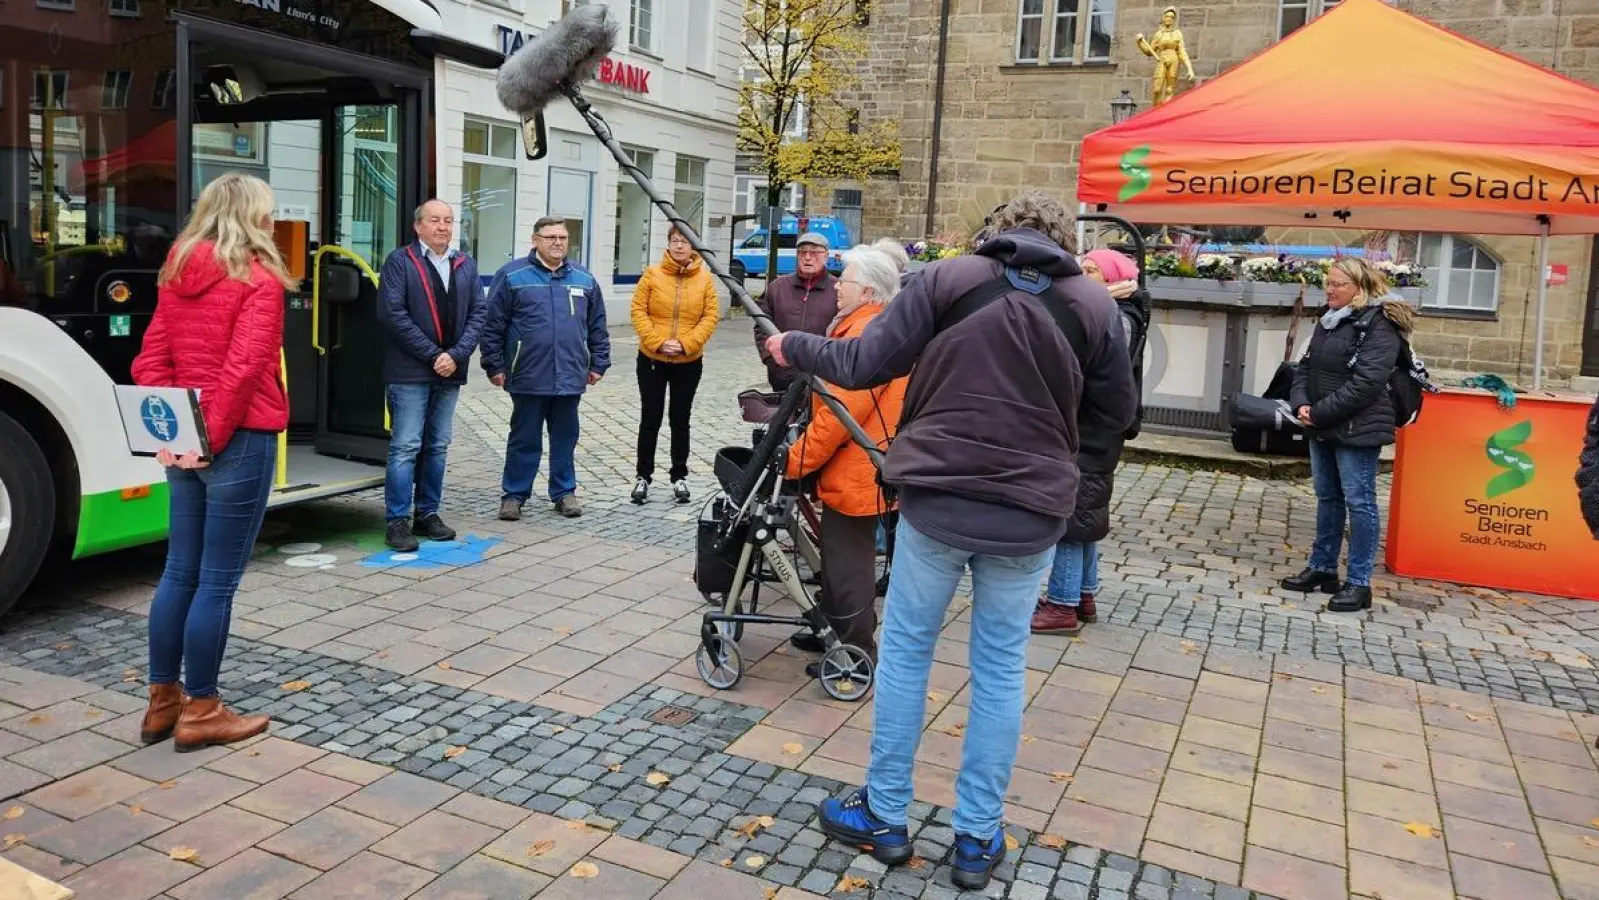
[495,4,617,116]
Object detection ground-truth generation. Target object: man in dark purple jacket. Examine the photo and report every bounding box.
[766,192,1138,891]
[753,231,838,390]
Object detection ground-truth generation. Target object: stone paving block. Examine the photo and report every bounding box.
[290,849,435,899]
[1242,846,1345,900]
[368,809,501,872]
[407,854,551,900]
[1146,804,1244,863]
[1167,742,1255,788]
[60,844,195,900]
[256,806,395,870]
[231,770,360,823]
[204,738,326,783]
[26,803,173,865]
[1344,811,1448,869]
[334,771,459,827]
[533,856,664,900]
[13,731,136,778]
[1348,850,1455,900]
[0,761,54,802]
[124,769,253,821]
[0,700,116,742]
[1244,807,1344,867]
[143,803,284,869]
[24,767,153,820]
[1435,781,1537,833]
[481,813,609,877]
[1,844,80,885]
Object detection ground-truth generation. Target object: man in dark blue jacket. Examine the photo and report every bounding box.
[481,217,611,521]
[376,199,486,552]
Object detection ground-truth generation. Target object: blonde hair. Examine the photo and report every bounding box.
[160,173,296,290]
[1328,257,1389,308]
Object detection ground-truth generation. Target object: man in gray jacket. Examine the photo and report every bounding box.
[766,192,1138,891]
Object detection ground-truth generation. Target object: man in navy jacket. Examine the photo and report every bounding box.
[480,217,611,521]
[376,200,486,551]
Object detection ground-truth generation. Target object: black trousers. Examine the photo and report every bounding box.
[635,352,703,483]
[819,506,879,657]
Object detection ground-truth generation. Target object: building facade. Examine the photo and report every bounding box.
[434,0,742,320]
[842,0,1599,386]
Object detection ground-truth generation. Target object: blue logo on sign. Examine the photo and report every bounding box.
[140,396,179,443]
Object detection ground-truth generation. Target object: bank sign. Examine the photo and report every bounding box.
[495,26,651,95]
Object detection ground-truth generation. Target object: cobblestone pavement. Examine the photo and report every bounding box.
[4,325,1599,899]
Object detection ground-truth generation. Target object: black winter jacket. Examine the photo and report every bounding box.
[1289,298,1417,448]
[1064,314,1133,544]
[1579,394,1599,539]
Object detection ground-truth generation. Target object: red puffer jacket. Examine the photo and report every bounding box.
[131,242,288,454]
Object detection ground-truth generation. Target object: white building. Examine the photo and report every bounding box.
[431,0,742,320]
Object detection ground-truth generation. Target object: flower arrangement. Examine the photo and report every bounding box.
[905,231,971,262]
[1146,250,1426,288]
[1374,259,1427,289]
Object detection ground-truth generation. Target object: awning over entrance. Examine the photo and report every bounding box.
[1076,0,1599,236]
[372,0,443,31]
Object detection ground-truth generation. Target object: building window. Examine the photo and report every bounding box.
[674,155,706,237]
[630,0,654,52]
[31,70,68,109]
[101,70,132,109]
[615,146,655,281]
[461,118,520,269]
[151,69,175,109]
[109,0,140,16]
[1382,233,1500,314]
[832,189,863,243]
[1016,0,1115,64]
[687,1,715,72]
[1278,0,1340,38]
[36,0,74,10]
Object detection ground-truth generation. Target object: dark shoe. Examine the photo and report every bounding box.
[413,513,455,542]
[789,630,824,653]
[498,498,523,521]
[817,787,913,866]
[1326,584,1373,613]
[1078,593,1098,623]
[875,571,890,597]
[555,495,583,518]
[385,520,419,552]
[173,695,269,753]
[805,661,823,679]
[140,682,182,744]
[950,830,1007,891]
[672,479,691,504]
[1281,567,1342,593]
[631,478,649,504]
[1030,601,1082,635]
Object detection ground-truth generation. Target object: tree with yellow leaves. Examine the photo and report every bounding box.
[740,0,900,283]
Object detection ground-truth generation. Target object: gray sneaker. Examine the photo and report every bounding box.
[555,495,583,518]
[498,498,523,521]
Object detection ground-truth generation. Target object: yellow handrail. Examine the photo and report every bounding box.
[310,245,380,356]
[276,347,289,489]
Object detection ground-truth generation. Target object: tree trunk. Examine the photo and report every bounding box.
[764,182,783,288]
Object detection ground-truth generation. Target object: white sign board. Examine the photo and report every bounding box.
[114,386,211,460]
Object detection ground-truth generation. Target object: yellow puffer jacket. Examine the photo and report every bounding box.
[631,250,720,363]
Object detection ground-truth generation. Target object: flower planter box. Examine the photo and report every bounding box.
[1148,276,1247,305]
[1395,286,1423,303]
[906,260,930,273]
[1244,282,1327,308]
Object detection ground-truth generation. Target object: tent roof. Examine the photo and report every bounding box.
[1076,0,1599,235]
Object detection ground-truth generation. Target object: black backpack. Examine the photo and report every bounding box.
[1350,307,1438,428]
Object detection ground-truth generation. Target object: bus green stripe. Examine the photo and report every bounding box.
[73,485,170,559]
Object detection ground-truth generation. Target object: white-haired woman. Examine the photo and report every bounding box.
[132,172,293,752]
[784,246,908,674]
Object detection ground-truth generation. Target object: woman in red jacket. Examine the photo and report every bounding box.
[131,172,294,752]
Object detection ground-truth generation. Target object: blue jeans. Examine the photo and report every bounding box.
[503,394,581,503]
[867,517,1052,839]
[1044,541,1100,606]
[385,383,460,523]
[148,430,276,697]
[1307,439,1383,587]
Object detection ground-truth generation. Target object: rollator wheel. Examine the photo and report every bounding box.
[818,644,874,702]
[696,634,743,690]
[714,597,745,642]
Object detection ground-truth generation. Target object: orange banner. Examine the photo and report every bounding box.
[1386,391,1596,601]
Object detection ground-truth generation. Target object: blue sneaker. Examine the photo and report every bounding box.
[950,829,1006,891]
[816,787,913,865]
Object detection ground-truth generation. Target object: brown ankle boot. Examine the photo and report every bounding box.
[140,683,183,744]
[173,695,269,753]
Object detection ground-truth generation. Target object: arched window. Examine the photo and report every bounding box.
[1378,233,1502,314]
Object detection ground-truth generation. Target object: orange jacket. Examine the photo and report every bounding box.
[631,250,720,363]
[784,303,907,517]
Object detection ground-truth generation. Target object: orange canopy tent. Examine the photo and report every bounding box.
[1076,0,1599,386]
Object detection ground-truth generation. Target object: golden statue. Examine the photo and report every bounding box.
[1136,6,1196,106]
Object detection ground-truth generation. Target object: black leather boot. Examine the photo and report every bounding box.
[1326,584,1373,613]
[1280,567,1341,593]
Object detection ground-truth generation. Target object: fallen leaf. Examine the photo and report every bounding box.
[121,669,139,683]
[2,834,23,848]
[834,680,855,694]
[763,888,779,900]
[436,661,453,671]
[246,750,261,757]
[1004,833,1020,851]
[2,807,22,821]
[569,861,599,879]
[1584,836,1599,850]
[159,780,177,790]
[926,691,946,703]
[1021,734,1036,745]
[607,764,623,773]
[1402,822,1439,839]
[719,858,732,868]
[280,680,312,692]
[1049,771,1074,785]
[744,855,765,868]
[443,746,467,759]
[1382,762,1400,770]
[907,855,927,870]
[735,815,776,838]
[645,772,671,787]
[376,651,390,659]
[1465,714,1482,722]
[169,846,199,862]
[83,709,102,719]
[1179,640,1198,654]
[780,743,804,755]
[54,643,71,651]
[1311,686,1326,694]
[555,627,573,636]
[23,715,47,726]
[128,805,143,816]
[836,875,870,893]
[550,725,566,734]
[1037,833,1068,849]
[528,839,556,857]
[566,820,589,831]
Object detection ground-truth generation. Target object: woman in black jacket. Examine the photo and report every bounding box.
[1580,394,1599,539]
[1283,257,1415,613]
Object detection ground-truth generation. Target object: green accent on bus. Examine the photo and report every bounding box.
[72,484,171,559]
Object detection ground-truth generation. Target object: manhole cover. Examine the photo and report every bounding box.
[647,705,698,727]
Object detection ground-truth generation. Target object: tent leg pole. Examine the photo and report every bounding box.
[1076,202,1088,255]
[1533,223,1550,391]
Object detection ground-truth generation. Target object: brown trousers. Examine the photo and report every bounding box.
[818,507,879,657]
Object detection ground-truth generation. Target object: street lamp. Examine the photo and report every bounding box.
[1110,89,1138,124]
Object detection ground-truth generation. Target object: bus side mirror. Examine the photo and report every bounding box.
[522,114,548,161]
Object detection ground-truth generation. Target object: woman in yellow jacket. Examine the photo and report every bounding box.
[631,226,721,504]
[784,245,908,674]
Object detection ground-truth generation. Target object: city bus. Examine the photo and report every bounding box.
[0,0,501,613]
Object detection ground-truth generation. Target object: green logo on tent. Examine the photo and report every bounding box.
[1485,420,1534,498]
[1118,145,1153,202]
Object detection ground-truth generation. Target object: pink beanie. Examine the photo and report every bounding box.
[1083,248,1139,283]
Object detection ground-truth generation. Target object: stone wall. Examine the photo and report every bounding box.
[825,0,1597,384]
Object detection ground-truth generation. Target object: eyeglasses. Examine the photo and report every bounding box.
[796,248,827,256]
[537,234,569,242]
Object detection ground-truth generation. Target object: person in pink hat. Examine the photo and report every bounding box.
[1031,246,1140,635]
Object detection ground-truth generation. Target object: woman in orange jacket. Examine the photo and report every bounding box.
[784,245,908,672]
[631,226,721,504]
